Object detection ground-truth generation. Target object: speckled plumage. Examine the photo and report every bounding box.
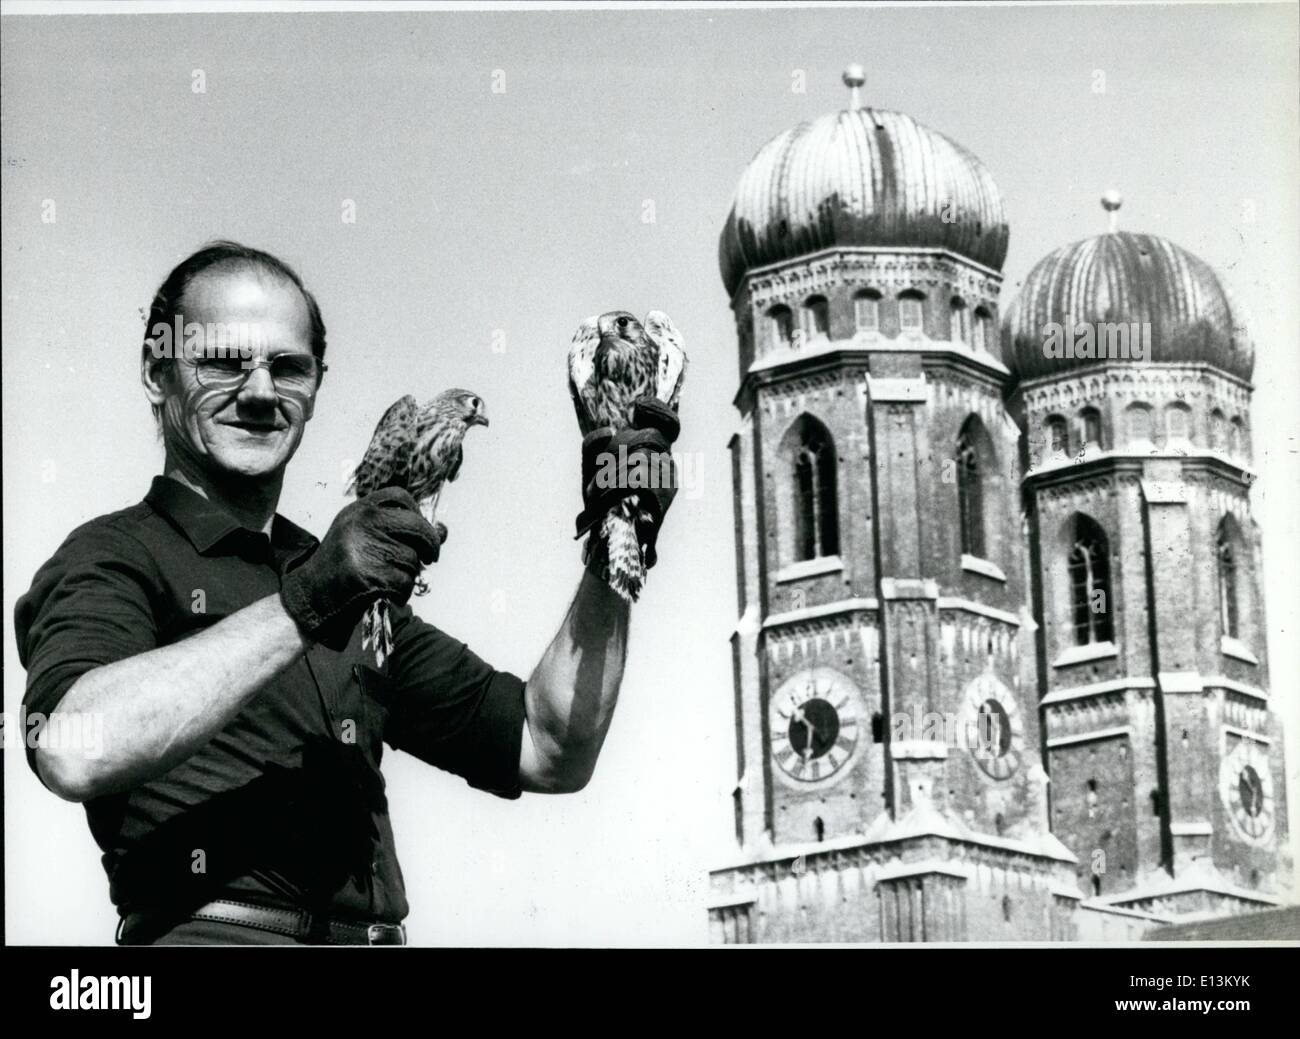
[348,389,486,507]
[567,310,687,602]
[348,388,488,664]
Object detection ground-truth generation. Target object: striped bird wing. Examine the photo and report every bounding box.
[566,315,601,435]
[445,443,464,483]
[643,310,687,410]
[406,409,472,504]
[349,394,417,497]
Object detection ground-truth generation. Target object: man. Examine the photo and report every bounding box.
[14,241,676,945]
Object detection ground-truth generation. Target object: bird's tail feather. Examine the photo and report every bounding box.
[362,599,394,666]
[602,501,644,603]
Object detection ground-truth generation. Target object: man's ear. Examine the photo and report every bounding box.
[141,341,171,409]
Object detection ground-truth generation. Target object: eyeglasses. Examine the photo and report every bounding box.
[191,352,327,400]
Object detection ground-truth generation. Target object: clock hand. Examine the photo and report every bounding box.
[792,704,820,764]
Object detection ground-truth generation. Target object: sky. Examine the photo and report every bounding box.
[3,3,1298,945]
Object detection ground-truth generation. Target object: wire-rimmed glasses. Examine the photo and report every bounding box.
[191,351,327,401]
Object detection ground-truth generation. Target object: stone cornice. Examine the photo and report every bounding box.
[1010,361,1255,403]
[735,343,1011,411]
[1023,452,1254,496]
[729,245,1005,314]
[762,598,879,631]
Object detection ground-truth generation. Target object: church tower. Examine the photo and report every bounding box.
[1003,198,1291,923]
[708,70,1081,943]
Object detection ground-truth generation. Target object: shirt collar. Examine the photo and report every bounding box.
[145,475,319,558]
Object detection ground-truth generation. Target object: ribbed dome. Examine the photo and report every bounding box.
[1003,232,1253,382]
[719,107,1009,297]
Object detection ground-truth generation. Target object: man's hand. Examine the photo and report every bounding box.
[281,487,442,649]
[574,398,680,568]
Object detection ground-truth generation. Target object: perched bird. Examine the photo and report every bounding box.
[567,310,687,602]
[347,388,489,665]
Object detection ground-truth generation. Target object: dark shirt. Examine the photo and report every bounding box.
[14,475,526,925]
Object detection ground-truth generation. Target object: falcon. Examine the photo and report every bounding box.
[347,388,489,664]
[567,310,687,602]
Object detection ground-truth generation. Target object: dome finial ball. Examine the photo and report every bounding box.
[842,64,865,109]
[1101,189,1122,233]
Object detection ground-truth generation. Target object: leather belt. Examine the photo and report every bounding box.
[119,898,407,946]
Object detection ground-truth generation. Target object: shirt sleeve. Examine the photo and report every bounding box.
[13,520,161,780]
[384,604,527,800]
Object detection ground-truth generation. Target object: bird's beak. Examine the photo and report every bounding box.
[473,412,490,428]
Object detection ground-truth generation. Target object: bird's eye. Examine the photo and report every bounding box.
[617,316,629,329]
[470,397,480,408]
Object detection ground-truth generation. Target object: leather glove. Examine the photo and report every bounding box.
[281,487,443,649]
[574,398,680,568]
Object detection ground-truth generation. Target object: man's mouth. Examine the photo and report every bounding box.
[225,420,284,434]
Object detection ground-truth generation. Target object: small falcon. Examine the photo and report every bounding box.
[347,388,489,664]
[567,310,687,602]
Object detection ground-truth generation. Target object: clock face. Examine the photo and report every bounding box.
[961,673,1024,781]
[1220,739,1274,844]
[769,667,864,787]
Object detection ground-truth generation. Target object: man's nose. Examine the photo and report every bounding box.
[239,364,279,405]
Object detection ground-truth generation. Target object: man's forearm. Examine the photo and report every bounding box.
[519,564,630,793]
[36,594,309,802]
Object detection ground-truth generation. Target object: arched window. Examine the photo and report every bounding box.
[957,417,987,558]
[1210,408,1228,451]
[768,304,794,350]
[1125,403,1153,446]
[1046,415,1070,457]
[1217,517,1240,638]
[1165,403,1191,445]
[949,296,968,344]
[789,416,840,562]
[973,306,992,353]
[1080,407,1103,450]
[898,290,924,333]
[802,295,830,340]
[814,816,825,842]
[854,290,881,333]
[1067,514,1113,646]
[1230,416,1245,459]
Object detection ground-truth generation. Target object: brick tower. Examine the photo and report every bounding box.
[708,69,1081,943]
[1003,197,1291,928]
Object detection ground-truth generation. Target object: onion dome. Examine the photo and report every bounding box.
[719,67,1009,297]
[1003,194,1253,382]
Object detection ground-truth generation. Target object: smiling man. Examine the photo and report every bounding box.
[13,241,677,945]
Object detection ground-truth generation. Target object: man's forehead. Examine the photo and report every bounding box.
[183,265,313,343]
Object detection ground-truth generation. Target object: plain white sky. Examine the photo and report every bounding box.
[3,3,1298,945]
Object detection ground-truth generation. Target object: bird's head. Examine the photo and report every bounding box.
[596,311,645,359]
[434,388,489,428]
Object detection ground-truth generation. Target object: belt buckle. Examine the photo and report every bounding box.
[366,923,405,946]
